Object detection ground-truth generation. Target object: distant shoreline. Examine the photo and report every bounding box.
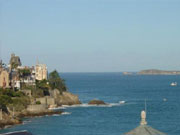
[60,71,180,75]
[138,69,180,75]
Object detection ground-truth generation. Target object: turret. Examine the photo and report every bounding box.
[140,110,147,125]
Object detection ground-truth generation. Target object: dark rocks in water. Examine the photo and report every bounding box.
[88,99,106,105]
[0,130,32,135]
[18,110,63,118]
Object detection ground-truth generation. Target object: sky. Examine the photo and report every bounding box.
[0,0,180,72]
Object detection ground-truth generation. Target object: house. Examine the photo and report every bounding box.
[10,70,21,89]
[0,69,10,88]
[35,63,48,80]
[0,61,10,88]
[17,66,36,86]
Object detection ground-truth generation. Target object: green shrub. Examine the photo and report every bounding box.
[36,101,41,105]
[0,104,8,113]
[9,96,30,112]
[0,95,12,105]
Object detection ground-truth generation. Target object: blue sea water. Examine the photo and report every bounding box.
[1,73,180,135]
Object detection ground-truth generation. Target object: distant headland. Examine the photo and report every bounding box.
[138,69,180,75]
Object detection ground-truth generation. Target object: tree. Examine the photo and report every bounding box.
[18,69,31,89]
[0,95,12,105]
[0,95,12,113]
[35,79,50,96]
[18,69,31,80]
[48,70,67,93]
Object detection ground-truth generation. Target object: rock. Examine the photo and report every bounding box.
[56,92,81,106]
[0,113,22,129]
[18,110,62,118]
[88,99,106,105]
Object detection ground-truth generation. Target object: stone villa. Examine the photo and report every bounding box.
[0,53,48,89]
[0,62,10,88]
[35,63,48,80]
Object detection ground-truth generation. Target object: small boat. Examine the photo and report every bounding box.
[171,82,177,86]
[119,101,126,104]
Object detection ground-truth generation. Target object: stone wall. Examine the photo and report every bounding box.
[20,90,32,97]
[27,104,47,112]
[36,97,47,104]
[49,89,60,98]
[36,96,56,106]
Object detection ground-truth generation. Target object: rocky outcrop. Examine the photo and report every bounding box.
[18,110,62,118]
[88,99,106,105]
[56,92,81,106]
[0,113,22,129]
[0,109,63,129]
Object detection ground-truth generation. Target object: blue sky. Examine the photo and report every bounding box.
[0,0,180,72]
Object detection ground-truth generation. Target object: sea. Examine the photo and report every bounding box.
[0,73,180,135]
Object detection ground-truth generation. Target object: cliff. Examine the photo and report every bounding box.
[0,113,22,129]
[56,92,81,106]
[138,69,180,75]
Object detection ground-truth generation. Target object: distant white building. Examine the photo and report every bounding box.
[35,64,48,81]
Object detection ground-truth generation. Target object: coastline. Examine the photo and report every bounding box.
[0,109,63,130]
[0,99,125,130]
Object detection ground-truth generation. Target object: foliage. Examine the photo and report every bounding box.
[36,79,50,91]
[0,95,12,113]
[9,97,30,112]
[0,89,25,97]
[0,88,30,112]
[48,70,67,93]
[0,104,8,113]
[18,69,31,79]
[36,101,41,105]
[11,62,19,69]
[21,84,35,91]
[21,79,50,98]
[31,79,50,97]
[0,95,13,105]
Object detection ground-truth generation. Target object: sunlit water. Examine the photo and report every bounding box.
[1,73,180,135]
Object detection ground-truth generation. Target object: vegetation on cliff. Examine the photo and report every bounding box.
[49,70,67,93]
[22,70,67,98]
[0,88,30,112]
